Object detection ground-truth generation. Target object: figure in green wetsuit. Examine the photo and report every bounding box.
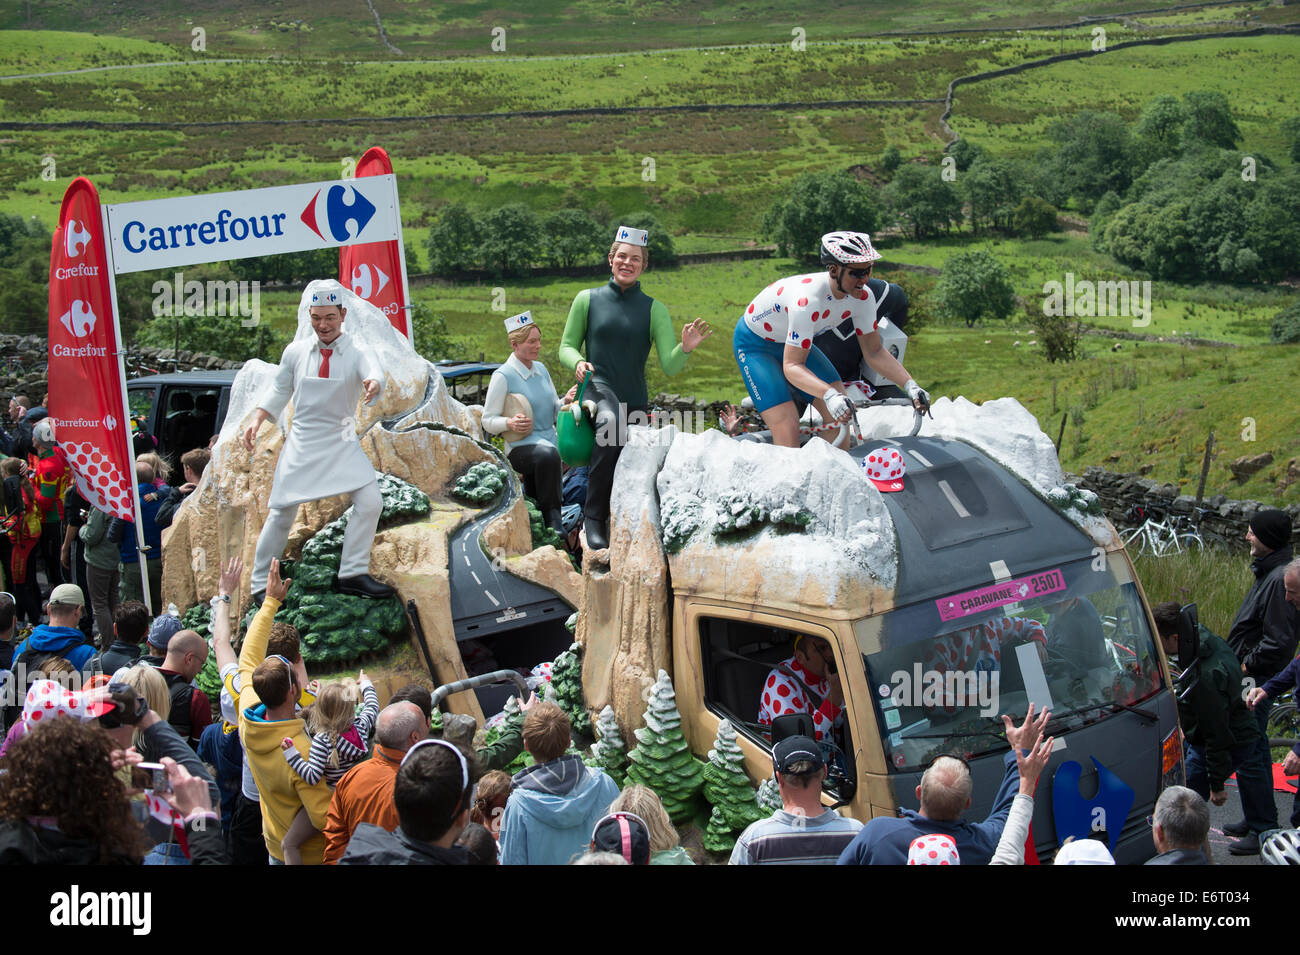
[558,226,711,551]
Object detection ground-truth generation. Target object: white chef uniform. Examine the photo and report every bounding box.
[250,329,385,593]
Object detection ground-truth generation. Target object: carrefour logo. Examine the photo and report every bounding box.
[65,219,92,259]
[301,185,376,243]
[58,299,97,338]
[350,263,390,300]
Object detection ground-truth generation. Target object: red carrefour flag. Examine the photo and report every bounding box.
[339,146,411,341]
[48,177,135,521]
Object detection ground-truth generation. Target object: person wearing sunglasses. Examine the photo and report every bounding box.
[733,231,929,448]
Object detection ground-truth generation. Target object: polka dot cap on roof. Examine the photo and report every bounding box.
[907,833,960,865]
[862,447,906,492]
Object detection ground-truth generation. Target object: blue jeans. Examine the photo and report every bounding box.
[1185,738,1278,834]
[143,842,190,865]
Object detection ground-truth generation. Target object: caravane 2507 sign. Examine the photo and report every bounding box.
[104,175,402,274]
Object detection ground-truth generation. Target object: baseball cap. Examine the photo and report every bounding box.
[590,812,651,865]
[1054,838,1115,865]
[908,833,961,865]
[772,735,825,774]
[147,613,184,650]
[861,447,906,493]
[48,583,85,607]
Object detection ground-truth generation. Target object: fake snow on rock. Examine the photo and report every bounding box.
[857,395,1114,547]
[657,428,897,588]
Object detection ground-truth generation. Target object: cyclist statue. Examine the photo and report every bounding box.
[732,231,929,448]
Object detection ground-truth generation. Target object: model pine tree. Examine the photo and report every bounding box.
[550,642,591,735]
[756,777,783,814]
[625,670,703,824]
[702,719,765,851]
[589,705,628,787]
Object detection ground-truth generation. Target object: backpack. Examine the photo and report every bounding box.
[1,476,41,545]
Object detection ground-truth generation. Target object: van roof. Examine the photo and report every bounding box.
[851,435,1098,610]
[127,370,241,387]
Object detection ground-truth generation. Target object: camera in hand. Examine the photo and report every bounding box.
[99,682,148,729]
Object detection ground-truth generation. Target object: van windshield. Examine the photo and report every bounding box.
[854,554,1163,772]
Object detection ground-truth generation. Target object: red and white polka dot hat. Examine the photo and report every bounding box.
[907,833,961,865]
[22,679,115,730]
[861,446,906,492]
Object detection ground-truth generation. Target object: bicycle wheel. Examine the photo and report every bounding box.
[1266,702,1300,753]
[1177,531,1204,552]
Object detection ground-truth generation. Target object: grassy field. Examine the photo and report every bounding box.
[1132,547,1252,639]
[948,34,1300,163]
[3,5,1298,509]
[0,0,1265,59]
[3,25,1297,237]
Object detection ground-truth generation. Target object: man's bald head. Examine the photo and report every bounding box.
[376,701,427,751]
[163,629,209,680]
[918,756,973,821]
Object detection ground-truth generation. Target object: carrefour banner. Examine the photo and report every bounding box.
[48,177,136,521]
[104,175,402,274]
[340,148,412,341]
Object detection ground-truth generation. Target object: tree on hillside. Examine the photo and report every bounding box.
[1100,157,1300,282]
[1270,301,1300,345]
[611,212,676,266]
[0,213,50,336]
[762,171,880,259]
[1181,90,1241,150]
[1133,94,1188,166]
[934,250,1016,326]
[478,204,541,277]
[1013,196,1057,239]
[425,203,482,275]
[964,157,1025,234]
[1283,117,1300,164]
[1043,111,1133,211]
[541,209,606,268]
[879,144,902,173]
[947,139,987,173]
[883,163,962,240]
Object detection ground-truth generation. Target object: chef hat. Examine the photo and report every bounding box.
[504,311,534,334]
[22,679,114,730]
[613,225,648,247]
[862,446,907,492]
[307,279,347,309]
[907,833,960,865]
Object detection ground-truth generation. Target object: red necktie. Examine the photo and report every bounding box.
[318,348,333,378]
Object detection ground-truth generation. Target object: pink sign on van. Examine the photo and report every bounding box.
[936,568,1066,622]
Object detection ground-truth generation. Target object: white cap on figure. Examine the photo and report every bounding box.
[504,311,534,333]
[613,225,648,247]
[309,280,347,307]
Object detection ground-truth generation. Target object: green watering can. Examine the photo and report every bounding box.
[557,371,596,466]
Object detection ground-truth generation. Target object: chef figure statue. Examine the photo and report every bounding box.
[243,279,395,602]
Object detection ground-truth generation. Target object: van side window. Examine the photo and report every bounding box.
[698,616,852,755]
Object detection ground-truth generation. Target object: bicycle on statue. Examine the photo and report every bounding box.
[734,385,927,450]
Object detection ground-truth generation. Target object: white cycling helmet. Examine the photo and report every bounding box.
[819,231,882,266]
[1261,828,1300,865]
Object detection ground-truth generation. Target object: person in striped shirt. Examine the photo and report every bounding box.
[728,736,862,865]
[278,671,379,864]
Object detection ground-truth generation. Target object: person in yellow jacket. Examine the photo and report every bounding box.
[237,558,332,864]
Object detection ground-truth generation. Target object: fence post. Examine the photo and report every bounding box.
[1195,429,1215,507]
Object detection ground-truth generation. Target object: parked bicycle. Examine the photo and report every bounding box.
[1121,505,1205,557]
